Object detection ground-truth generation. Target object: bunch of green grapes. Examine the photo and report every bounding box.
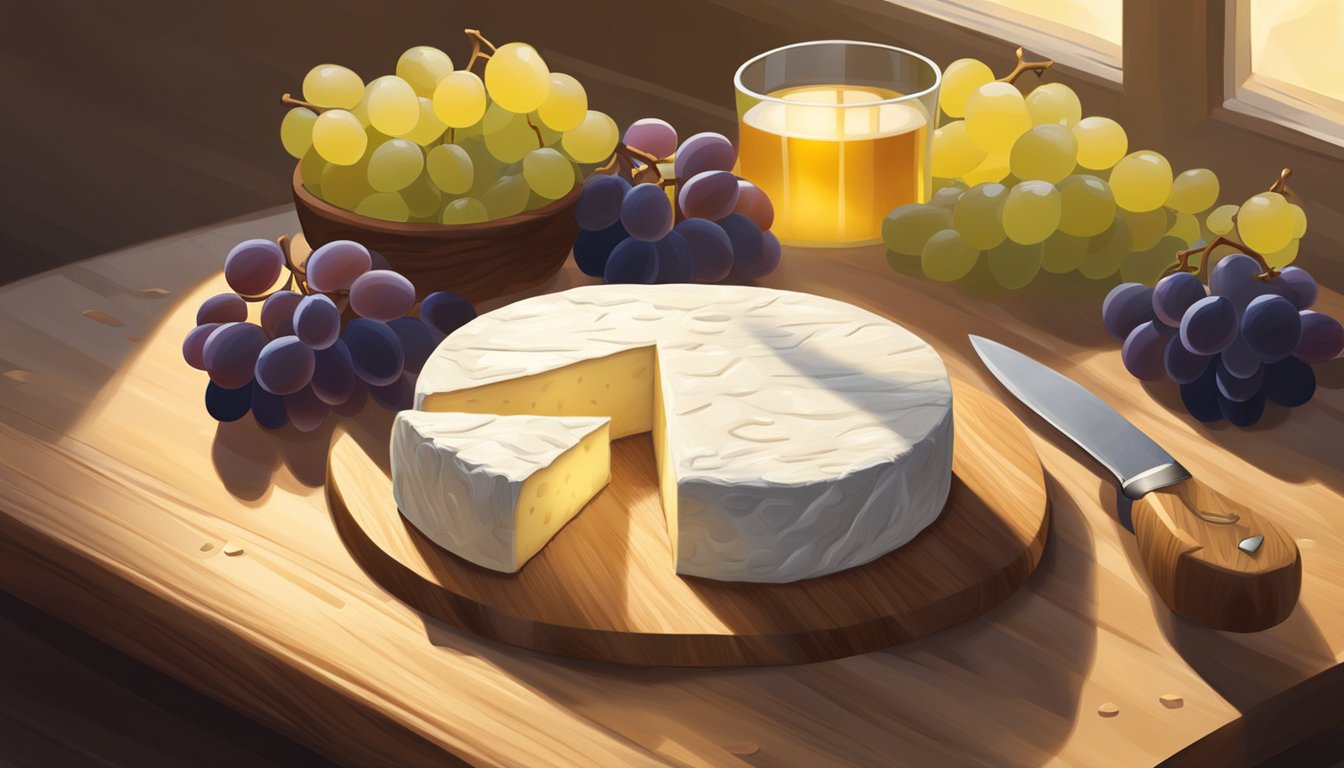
[279,31,619,225]
[893,49,1304,289]
[1202,171,1307,271]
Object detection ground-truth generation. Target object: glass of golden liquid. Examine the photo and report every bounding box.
[735,41,941,246]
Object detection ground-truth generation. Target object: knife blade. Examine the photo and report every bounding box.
[968,334,1302,632]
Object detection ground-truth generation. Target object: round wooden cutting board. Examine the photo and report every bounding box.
[326,379,1048,667]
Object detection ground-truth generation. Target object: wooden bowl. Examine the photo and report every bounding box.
[291,164,581,304]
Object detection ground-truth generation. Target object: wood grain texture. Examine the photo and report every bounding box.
[292,166,579,303]
[326,380,1048,667]
[1134,479,1302,633]
[1,209,1342,768]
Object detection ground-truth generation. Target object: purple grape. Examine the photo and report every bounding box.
[674,132,736,182]
[1165,336,1210,384]
[1122,322,1168,381]
[183,322,220,370]
[1242,295,1302,362]
[1152,272,1206,327]
[1215,358,1264,402]
[731,230,781,281]
[418,291,475,336]
[575,174,631,231]
[1264,356,1315,408]
[1219,389,1265,426]
[205,379,253,422]
[389,317,441,374]
[620,183,673,242]
[367,249,390,272]
[254,336,315,396]
[343,318,404,386]
[312,340,357,405]
[224,239,285,296]
[675,218,733,283]
[678,171,739,221]
[1179,364,1221,422]
[573,222,629,277]
[718,213,764,276]
[202,322,269,389]
[1179,295,1238,355]
[654,230,693,283]
[1220,336,1260,378]
[370,372,417,411]
[197,292,247,325]
[604,238,659,284]
[261,290,302,338]
[350,269,416,321]
[1273,266,1317,310]
[306,240,371,292]
[733,180,774,231]
[293,294,341,349]
[251,386,288,430]
[1294,311,1344,363]
[285,386,329,433]
[623,118,678,159]
[332,379,368,417]
[1101,283,1156,341]
[1208,253,1266,315]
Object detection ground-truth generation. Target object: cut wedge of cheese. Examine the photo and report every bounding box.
[391,411,611,572]
[407,284,954,583]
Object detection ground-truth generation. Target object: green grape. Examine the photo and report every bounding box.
[481,174,530,219]
[484,109,540,163]
[299,148,328,194]
[1165,168,1219,214]
[1078,215,1131,279]
[403,97,447,146]
[940,58,994,118]
[355,192,410,222]
[522,148,575,199]
[1167,212,1201,245]
[562,110,619,163]
[280,107,317,159]
[964,82,1032,155]
[1237,191,1294,253]
[396,46,454,97]
[1008,124,1077,183]
[1122,236,1184,285]
[320,153,373,210]
[532,116,563,146]
[484,42,551,113]
[350,84,373,126]
[1056,174,1116,237]
[1072,116,1127,170]
[1110,150,1172,212]
[302,64,364,109]
[441,197,489,225]
[366,76,420,137]
[929,186,965,210]
[921,229,980,282]
[426,144,473,194]
[311,109,367,166]
[882,203,952,256]
[1264,238,1299,269]
[952,183,1008,250]
[987,239,1044,289]
[1002,181,1061,245]
[1042,231,1088,273]
[961,152,1010,186]
[1122,207,1174,252]
[1205,204,1238,235]
[1289,203,1307,238]
[461,137,506,196]
[930,121,986,179]
[432,71,488,128]
[1025,83,1082,127]
[401,172,442,220]
[537,73,587,132]
[366,138,424,192]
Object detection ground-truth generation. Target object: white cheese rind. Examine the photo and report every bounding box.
[413,284,954,583]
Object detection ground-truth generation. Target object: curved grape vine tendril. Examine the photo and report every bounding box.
[996,47,1054,84]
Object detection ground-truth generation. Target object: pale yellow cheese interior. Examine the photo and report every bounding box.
[513,422,612,568]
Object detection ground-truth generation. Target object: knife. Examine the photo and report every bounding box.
[970,335,1301,632]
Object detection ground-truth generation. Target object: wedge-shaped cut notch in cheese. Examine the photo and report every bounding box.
[391,411,611,572]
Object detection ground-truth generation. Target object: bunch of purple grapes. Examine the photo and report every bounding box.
[1103,254,1343,425]
[574,120,780,284]
[182,238,475,430]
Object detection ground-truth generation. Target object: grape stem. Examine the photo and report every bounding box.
[525,114,545,149]
[1267,167,1300,203]
[996,47,1054,84]
[281,93,326,114]
[464,29,497,73]
[1163,235,1279,282]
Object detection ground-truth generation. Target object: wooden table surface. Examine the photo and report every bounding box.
[1,207,1341,768]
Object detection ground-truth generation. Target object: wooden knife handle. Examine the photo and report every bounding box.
[1132,477,1301,632]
